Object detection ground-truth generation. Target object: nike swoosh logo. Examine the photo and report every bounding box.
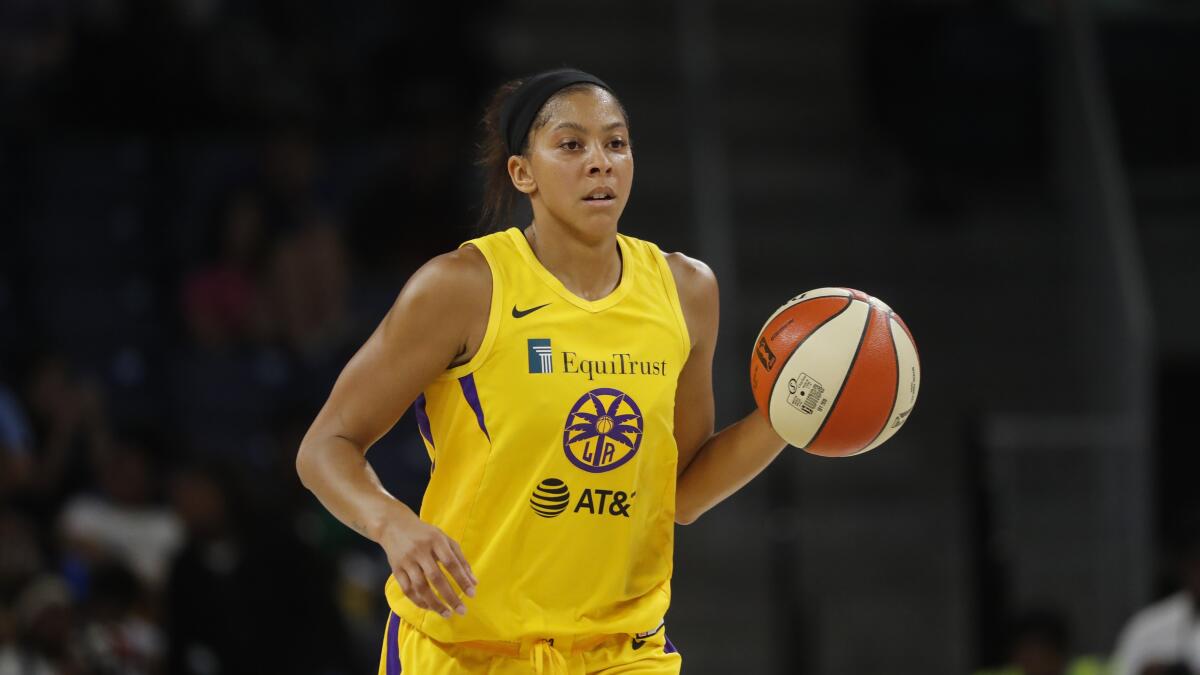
[631,638,646,650]
[512,303,551,318]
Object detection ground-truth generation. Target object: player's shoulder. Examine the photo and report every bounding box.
[662,250,717,303]
[395,245,491,316]
[661,250,718,346]
[411,245,490,290]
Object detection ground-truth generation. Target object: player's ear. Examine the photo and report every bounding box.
[508,155,536,195]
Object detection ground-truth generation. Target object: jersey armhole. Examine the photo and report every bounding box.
[648,243,693,357]
[436,242,502,380]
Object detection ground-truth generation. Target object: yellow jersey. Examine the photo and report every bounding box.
[384,227,691,643]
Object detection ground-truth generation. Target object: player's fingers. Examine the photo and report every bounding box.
[434,540,476,597]
[402,562,450,616]
[445,537,479,588]
[418,556,466,617]
[392,567,432,612]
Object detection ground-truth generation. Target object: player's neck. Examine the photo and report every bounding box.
[523,220,621,301]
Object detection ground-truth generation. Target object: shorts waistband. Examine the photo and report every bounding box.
[454,632,617,658]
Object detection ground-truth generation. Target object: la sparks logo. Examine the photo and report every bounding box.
[562,388,644,473]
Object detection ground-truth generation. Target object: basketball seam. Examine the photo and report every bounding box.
[757,297,853,392]
[753,294,851,353]
[894,314,921,368]
[859,315,900,452]
[766,299,856,437]
[806,304,875,452]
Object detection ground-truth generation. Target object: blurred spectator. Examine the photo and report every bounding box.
[58,437,183,591]
[183,189,274,351]
[0,574,80,675]
[19,355,109,509]
[75,564,163,675]
[0,384,34,497]
[173,134,354,461]
[976,609,1108,675]
[1112,524,1200,675]
[165,462,352,675]
[251,133,353,363]
[0,512,44,598]
[0,511,49,671]
[267,215,352,362]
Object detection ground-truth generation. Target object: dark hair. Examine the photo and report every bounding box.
[475,78,630,232]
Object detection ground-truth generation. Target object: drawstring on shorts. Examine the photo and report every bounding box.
[529,638,569,674]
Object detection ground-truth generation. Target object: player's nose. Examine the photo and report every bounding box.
[586,143,613,175]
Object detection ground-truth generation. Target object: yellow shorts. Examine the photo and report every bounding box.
[377,612,683,675]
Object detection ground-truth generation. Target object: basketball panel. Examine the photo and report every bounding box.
[806,305,899,457]
[754,287,853,337]
[750,296,852,417]
[856,314,920,454]
[768,300,871,448]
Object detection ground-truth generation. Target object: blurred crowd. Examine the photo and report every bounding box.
[0,143,473,675]
[0,135,482,675]
[0,1,497,673]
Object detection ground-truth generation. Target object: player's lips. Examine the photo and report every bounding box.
[582,188,617,208]
[582,186,616,203]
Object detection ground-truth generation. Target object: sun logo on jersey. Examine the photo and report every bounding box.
[562,388,644,473]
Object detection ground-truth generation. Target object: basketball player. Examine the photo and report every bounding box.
[296,69,789,675]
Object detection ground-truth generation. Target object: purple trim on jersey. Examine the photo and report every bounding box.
[457,374,490,440]
[664,635,678,655]
[386,612,401,675]
[414,394,434,448]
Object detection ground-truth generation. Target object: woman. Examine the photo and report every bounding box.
[296,68,789,675]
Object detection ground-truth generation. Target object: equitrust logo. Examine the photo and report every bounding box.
[528,339,553,374]
[526,339,668,379]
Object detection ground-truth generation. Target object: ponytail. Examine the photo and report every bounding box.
[475,79,524,232]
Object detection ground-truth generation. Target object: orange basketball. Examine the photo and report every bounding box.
[749,287,920,457]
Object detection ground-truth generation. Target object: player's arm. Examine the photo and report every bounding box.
[296,247,488,618]
[668,253,787,526]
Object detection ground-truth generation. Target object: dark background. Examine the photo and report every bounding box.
[0,0,1197,673]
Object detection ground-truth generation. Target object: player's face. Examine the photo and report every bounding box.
[522,88,633,238]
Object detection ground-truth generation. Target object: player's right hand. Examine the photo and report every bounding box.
[378,507,478,619]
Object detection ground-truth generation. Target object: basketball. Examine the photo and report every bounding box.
[749,287,920,457]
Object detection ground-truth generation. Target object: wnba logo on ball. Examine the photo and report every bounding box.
[562,388,643,473]
[755,338,776,372]
[530,478,571,518]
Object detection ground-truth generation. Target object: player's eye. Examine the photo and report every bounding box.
[609,138,627,149]
[560,140,581,151]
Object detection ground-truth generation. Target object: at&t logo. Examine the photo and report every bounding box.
[530,478,570,517]
[529,478,634,519]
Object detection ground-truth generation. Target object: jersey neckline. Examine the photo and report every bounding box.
[505,227,633,313]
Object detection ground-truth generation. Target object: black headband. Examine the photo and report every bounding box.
[500,68,612,157]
